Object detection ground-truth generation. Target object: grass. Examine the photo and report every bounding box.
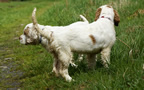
[0,0,144,89]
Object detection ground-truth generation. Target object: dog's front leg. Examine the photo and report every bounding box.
[58,50,72,82]
[70,53,78,68]
[52,57,60,77]
[52,52,61,77]
[59,63,72,82]
[101,48,111,68]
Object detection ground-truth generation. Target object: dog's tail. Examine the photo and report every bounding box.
[32,8,38,25]
[79,15,89,23]
[32,8,52,40]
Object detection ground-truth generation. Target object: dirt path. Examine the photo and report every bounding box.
[0,38,23,89]
[0,56,23,89]
[0,2,57,89]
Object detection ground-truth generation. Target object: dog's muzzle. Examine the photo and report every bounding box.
[19,35,27,45]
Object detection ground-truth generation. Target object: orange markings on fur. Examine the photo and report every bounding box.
[95,8,102,21]
[107,5,112,8]
[89,35,96,44]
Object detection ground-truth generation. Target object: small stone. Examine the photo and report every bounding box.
[4,58,12,61]
[143,64,144,70]
[0,66,8,69]
[21,24,24,26]
[13,37,19,40]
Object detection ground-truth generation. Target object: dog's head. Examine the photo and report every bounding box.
[19,23,41,45]
[94,5,120,26]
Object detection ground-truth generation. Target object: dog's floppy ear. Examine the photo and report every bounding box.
[24,27,29,35]
[95,8,102,21]
[113,9,120,26]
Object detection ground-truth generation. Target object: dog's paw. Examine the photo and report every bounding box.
[65,76,72,82]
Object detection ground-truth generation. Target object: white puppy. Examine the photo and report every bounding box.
[32,5,120,82]
[19,14,89,74]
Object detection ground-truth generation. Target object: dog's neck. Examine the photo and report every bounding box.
[39,34,49,48]
[40,37,49,48]
[38,27,45,43]
[37,25,49,48]
[101,16,112,21]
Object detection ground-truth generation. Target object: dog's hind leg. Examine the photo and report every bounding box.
[87,54,96,69]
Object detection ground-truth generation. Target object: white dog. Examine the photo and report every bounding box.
[19,14,89,74]
[32,5,120,82]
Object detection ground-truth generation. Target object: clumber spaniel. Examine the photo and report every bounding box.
[32,5,120,82]
[19,14,89,73]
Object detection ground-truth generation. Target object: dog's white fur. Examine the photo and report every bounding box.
[19,14,89,73]
[32,5,120,82]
